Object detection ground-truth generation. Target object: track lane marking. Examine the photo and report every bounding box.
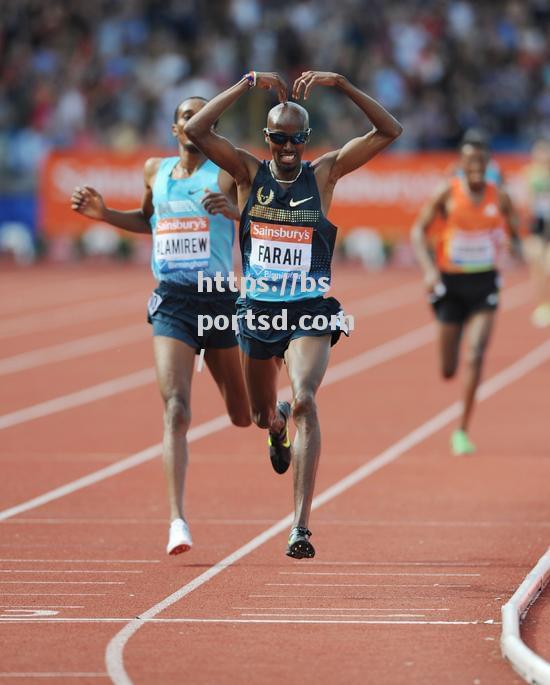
[0,325,147,376]
[0,369,156,431]
[0,617,496,625]
[0,323,438,516]
[105,337,550,685]
[0,280,529,432]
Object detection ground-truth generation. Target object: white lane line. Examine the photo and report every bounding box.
[265,583,471,588]
[0,593,107,596]
[241,614,426,620]
[0,581,124,585]
[0,570,141,574]
[309,520,550,528]
[0,559,159,563]
[0,279,529,430]
[0,617,494,626]
[0,368,156,431]
[0,674,108,678]
[0,605,84,608]
[3,519,169,525]
[249,594,457,600]
[234,606,451,612]
[0,291,144,339]
[0,280,146,332]
[0,324,147,376]
[278,571,480,577]
[0,418,228,521]
[6,518,550,528]
[0,279,420,376]
[106,337,550,685]
[0,324,434,518]
[342,281,421,316]
[306,561,494,567]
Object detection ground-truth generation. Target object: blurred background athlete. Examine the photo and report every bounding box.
[411,139,521,456]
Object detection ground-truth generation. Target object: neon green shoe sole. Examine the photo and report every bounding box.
[451,429,476,456]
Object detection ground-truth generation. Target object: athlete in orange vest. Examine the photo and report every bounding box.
[411,141,521,456]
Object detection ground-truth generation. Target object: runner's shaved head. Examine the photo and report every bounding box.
[267,102,309,130]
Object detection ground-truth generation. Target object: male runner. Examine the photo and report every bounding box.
[411,140,520,456]
[184,70,402,558]
[71,97,250,555]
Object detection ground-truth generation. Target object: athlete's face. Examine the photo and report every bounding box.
[265,110,310,171]
[461,145,488,190]
[172,99,207,152]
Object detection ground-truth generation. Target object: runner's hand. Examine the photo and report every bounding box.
[424,266,443,294]
[71,186,106,220]
[201,189,239,220]
[292,71,344,100]
[255,72,288,103]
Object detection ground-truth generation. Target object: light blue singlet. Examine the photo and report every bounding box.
[150,157,234,287]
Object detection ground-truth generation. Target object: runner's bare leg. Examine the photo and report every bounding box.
[205,347,251,426]
[285,335,331,529]
[153,336,195,522]
[240,351,284,431]
[460,310,495,431]
[438,322,462,379]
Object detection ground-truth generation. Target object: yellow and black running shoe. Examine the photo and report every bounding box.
[267,400,292,474]
[286,527,315,559]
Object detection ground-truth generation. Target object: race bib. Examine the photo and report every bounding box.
[449,230,496,267]
[154,216,210,264]
[250,222,312,272]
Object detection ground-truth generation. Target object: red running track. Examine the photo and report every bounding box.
[0,261,548,685]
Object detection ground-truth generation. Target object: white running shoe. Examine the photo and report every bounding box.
[166,518,193,555]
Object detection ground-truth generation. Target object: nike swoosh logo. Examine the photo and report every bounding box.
[289,196,313,207]
[188,188,202,195]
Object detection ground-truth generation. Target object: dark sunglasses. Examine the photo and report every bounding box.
[263,128,311,145]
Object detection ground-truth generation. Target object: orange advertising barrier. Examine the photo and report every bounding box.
[40,150,530,240]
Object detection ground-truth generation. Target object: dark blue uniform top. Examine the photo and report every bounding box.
[239,160,337,301]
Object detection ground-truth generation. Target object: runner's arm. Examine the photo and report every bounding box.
[411,183,450,290]
[498,188,522,257]
[184,72,287,187]
[294,73,402,181]
[70,158,158,234]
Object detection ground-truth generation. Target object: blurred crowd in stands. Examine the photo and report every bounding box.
[1,0,549,190]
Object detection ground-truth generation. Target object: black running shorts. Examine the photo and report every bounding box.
[431,270,500,324]
[235,296,348,360]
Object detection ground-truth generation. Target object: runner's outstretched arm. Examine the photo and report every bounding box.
[70,157,160,233]
[184,72,288,188]
[292,72,403,181]
[411,183,450,291]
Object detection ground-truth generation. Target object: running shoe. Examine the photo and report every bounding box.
[531,303,550,328]
[286,527,315,559]
[268,401,292,474]
[451,429,476,456]
[166,518,193,555]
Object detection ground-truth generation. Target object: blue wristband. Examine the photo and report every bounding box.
[243,71,256,87]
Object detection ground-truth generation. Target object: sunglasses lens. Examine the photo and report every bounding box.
[266,130,310,144]
[269,132,288,144]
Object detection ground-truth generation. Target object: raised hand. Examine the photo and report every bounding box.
[292,71,343,100]
[255,72,288,103]
[201,189,239,220]
[71,186,106,220]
